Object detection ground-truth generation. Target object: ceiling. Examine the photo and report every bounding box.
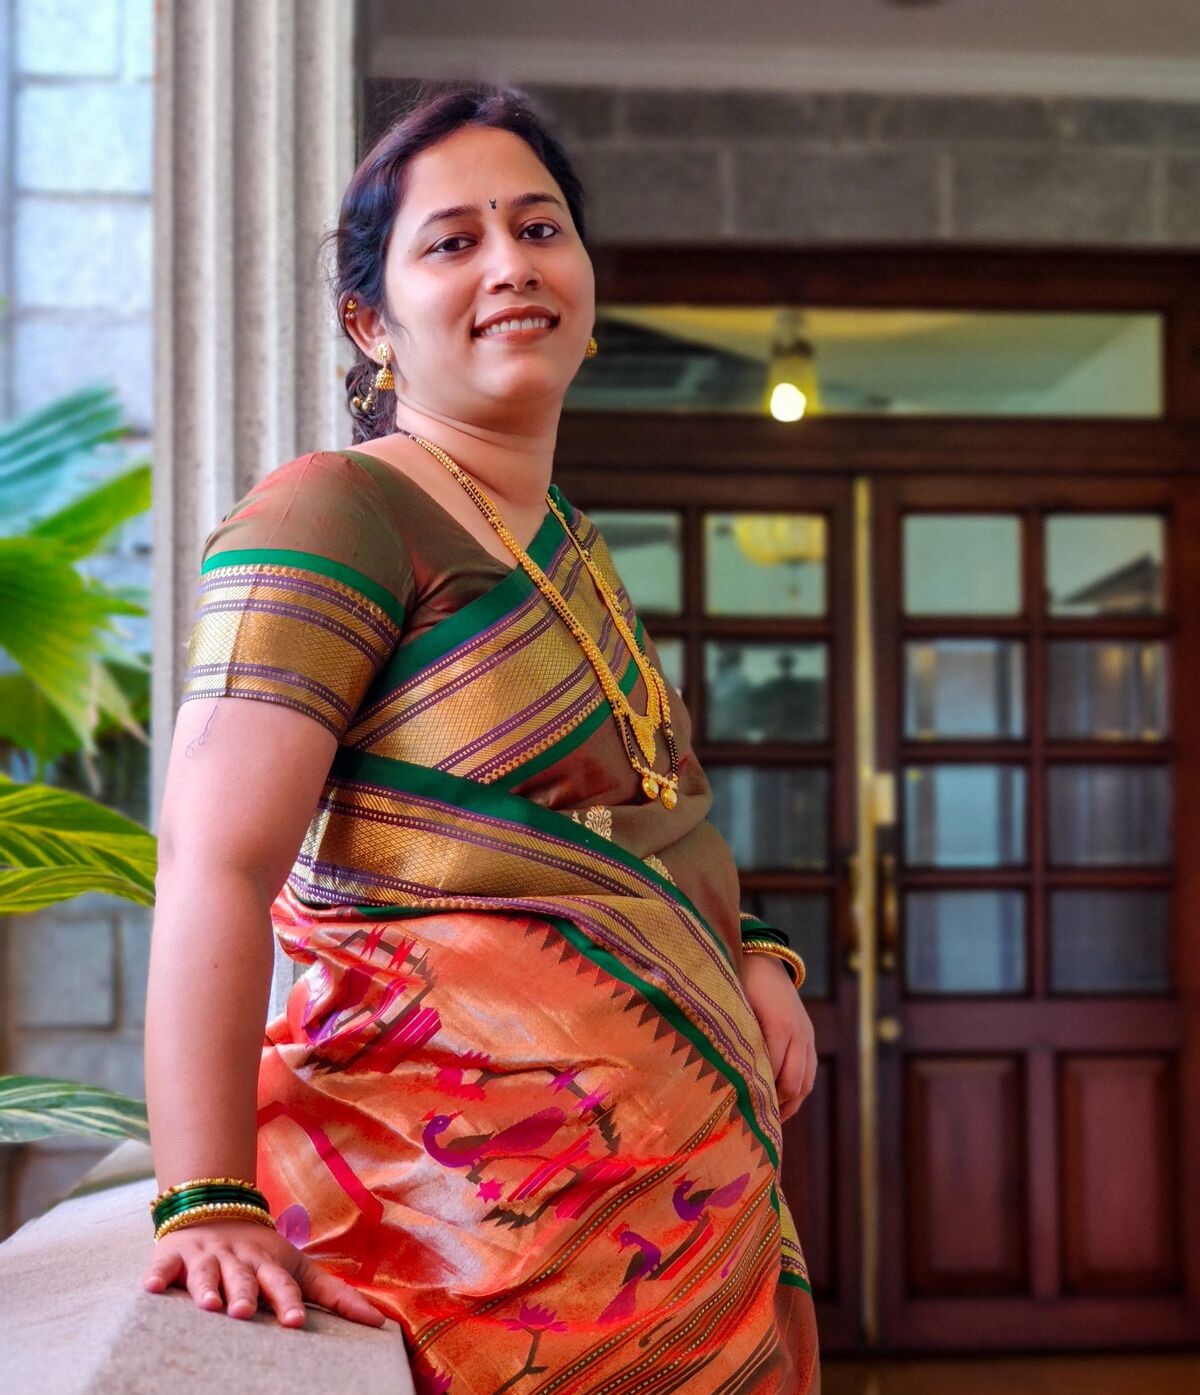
[360,0,1200,99]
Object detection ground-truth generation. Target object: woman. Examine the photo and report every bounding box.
[142,82,821,1394]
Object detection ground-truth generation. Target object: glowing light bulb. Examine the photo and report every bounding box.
[769,382,808,422]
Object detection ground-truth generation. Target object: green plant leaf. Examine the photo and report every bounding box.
[27,461,152,560]
[0,672,81,762]
[86,653,149,746]
[0,865,154,912]
[0,536,121,752]
[0,385,129,527]
[0,777,156,910]
[0,1075,148,1144]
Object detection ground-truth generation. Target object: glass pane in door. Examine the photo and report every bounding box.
[707,766,829,869]
[1049,889,1171,992]
[1047,640,1167,741]
[1047,764,1171,866]
[704,513,827,616]
[704,641,827,742]
[1045,514,1164,616]
[904,765,1026,867]
[905,890,1027,994]
[903,515,1021,616]
[905,639,1025,740]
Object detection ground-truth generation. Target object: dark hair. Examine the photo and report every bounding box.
[322,80,590,443]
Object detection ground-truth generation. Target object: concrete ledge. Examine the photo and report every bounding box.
[0,1140,415,1394]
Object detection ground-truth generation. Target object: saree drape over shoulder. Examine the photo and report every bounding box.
[181,448,820,1395]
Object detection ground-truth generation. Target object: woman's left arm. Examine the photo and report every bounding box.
[740,953,818,1122]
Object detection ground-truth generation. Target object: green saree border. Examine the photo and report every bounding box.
[547,915,779,1172]
[779,1269,814,1295]
[200,546,406,626]
[325,747,733,968]
[489,612,645,791]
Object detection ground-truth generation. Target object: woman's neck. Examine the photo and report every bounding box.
[391,399,558,513]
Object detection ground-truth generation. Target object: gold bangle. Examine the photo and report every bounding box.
[150,1175,265,1213]
[742,938,806,990]
[154,1202,278,1243]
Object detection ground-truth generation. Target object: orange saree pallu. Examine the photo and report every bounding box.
[182,449,821,1393]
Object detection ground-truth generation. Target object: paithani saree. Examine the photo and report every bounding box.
[181,448,821,1394]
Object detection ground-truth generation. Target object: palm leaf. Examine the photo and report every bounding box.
[0,866,154,912]
[0,776,156,911]
[0,672,80,763]
[0,537,121,752]
[27,461,152,560]
[0,385,128,526]
[0,1075,149,1144]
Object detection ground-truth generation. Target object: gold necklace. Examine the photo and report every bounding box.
[398,430,680,809]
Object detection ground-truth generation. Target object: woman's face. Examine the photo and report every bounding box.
[377,123,595,425]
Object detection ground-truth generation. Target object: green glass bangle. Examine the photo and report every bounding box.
[154,1186,268,1222]
[153,1185,269,1227]
[154,1198,268,1230]
[738,913,791,950]
[154,1183,268,1213]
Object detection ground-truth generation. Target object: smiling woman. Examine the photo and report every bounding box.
[144,80,820,1395]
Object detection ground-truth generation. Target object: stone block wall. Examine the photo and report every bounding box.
[366,81,1200,247]
[1,0,154,1239]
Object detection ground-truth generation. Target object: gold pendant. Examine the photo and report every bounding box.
[642,773,661,800]
[628,711,658,763]
[660,783,678,810]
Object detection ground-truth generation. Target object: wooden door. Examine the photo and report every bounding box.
[566,458,1200,1356]
[869,472,1200,1351]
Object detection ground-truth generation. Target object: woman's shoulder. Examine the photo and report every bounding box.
[201,448,415,614]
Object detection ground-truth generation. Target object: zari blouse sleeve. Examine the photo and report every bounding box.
[180,450,412,741]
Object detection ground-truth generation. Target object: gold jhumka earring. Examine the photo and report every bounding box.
[351,341,394,417]
[585,335,598,358]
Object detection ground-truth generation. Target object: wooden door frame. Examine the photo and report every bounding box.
[552,245,1200,1354]
[554,244,1200,484]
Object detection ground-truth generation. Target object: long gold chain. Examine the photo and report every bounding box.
[399,430,679,809]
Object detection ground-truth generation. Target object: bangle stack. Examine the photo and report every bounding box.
[741,936,807,990]
[150,1175,277,1242]
[738,910,806,990]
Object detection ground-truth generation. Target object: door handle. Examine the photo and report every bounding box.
[844,848,899,974]
[844,852,863,973]
[879,852,899,973]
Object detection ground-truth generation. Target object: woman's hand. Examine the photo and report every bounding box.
[140,1217,387,1329]
[740,952,818,1122]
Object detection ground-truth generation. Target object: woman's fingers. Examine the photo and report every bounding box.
[184,1251,224,1310]
[297,1257,386,1327]
[804,1040,819,1098]
[777,1030,819,1121]
[777,1035,805,1120]
[141,1247,183,1292]
[217,1251,260,1319]
[254,1260,308,1327]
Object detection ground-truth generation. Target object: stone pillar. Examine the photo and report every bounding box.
[151,0,357,1018]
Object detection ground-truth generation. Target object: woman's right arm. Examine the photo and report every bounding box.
[141,694,386,1329]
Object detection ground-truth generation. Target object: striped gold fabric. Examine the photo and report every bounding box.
[182,553,403,740]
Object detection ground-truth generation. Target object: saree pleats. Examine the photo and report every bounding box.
[257,889,819,1393]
